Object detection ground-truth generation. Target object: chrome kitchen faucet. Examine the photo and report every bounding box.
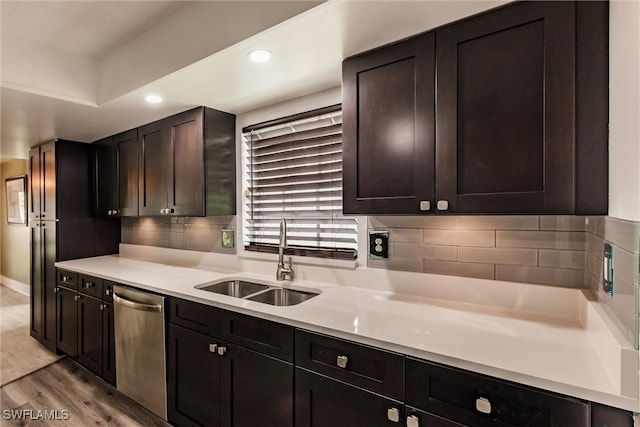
[276,218,293,281]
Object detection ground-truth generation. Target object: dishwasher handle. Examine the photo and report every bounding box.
[114,293,163,313]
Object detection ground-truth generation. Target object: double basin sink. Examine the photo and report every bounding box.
[195,279,318,306]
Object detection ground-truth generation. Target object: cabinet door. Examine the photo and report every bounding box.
[436,2,575,214]
[165,108,204,216]
[41,220,58,352]
[28,146,41,221]
[40,141,56,220]
[295,368,403,427]
[56,286,77,357]
[115,129,139,217]
[29,221,43,342]
[220,344,293,427]
[342,32,435,214]
[167,324,221,427]
[138,120,168,216]
[77,294,103,376]
[405,358,589,427]
[102,302,116,386]
[93,136,116,217]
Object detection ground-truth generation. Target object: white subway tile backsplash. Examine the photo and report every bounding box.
[539,216,586,231]
[422,229,495,247]
[538,250,585,270]
[495,265,585,288]
[457,215,539,230]
[395,243,458,261]
[424,260,495,280]
[496,230,585,250]
[459,247,538,266]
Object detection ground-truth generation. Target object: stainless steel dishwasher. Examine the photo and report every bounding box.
[113,285,167,421]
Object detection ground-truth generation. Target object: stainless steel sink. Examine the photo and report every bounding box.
[196,280,269,298]
[246,287,318,306]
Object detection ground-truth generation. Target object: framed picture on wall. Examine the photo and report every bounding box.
[5,175,27,225]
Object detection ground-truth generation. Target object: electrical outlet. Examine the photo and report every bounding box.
[603,243,613,297]
[221,229,235,248]
[369,231,389,259]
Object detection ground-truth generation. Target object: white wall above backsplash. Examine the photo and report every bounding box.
[609,0,640,222]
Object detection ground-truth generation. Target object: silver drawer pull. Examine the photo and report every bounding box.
[84,282,94,288]
[406,414,419,427]
[387,408,400,423]
[209,344,218,353]
[476,397,492,414]
[217,346,227,356]
[336,355,348,369]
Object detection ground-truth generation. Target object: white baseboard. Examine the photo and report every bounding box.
[1,276,29,295]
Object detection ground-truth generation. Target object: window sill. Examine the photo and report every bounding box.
[238,248,360,270]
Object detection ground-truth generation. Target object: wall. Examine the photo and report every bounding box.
[369,215,586,288]
[123,1,640,347]
[121,216,236,255]
[0,159,30,289]
[609,0,640,222]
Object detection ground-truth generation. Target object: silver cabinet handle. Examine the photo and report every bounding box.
[74,295,80,302]
[209,344,218,353]
[419,201,431,211]
[476,397,492,414]
[84,282,94,288]
[406,415,419,427]
[113,293,163,313]
[105,289,111,296]
[436,200,449,211]
[336,355,348,369]
[100,304,105,311]
[160,208,166,214]
[217,346,227,356]
[387,408,400,423]
[54,287,58,293]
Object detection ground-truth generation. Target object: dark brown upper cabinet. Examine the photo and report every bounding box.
[343,33,435,215]
[138,107,236,217]
[93,129,139,217]
[342,1,608,215]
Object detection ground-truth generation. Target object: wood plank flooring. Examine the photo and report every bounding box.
[0,358,170,426]
[0,285,61,386]
[0,285,170,426]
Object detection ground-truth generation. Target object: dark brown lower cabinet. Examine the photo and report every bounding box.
[55,271,116,386]
[405,358,589,427]
[55,286,77,357]
[77,294,103,376]
[167,324,222,427]
[221,344,293,427]
[167,320,294,427]
[101,302,116,385]
[295,368,404,427]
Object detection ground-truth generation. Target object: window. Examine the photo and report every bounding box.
[242,105,357,260]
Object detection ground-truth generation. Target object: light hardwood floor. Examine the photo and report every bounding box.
[0,285,171,426]
[1,358,170,426]
[0,285,61,386]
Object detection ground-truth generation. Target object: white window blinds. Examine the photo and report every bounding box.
[242,105,357,259]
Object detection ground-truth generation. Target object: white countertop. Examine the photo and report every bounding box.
[56,253,639,412]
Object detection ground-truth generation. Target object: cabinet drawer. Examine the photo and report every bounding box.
[78,274,103,298]
[405,358,589,427]
[167,297,219,337]
[57,269,78,290]
[295,330,404,400]
[295,367,403,427]
[220,310,293,362]
[103,280,116,302]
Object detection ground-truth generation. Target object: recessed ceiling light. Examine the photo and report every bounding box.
[248,49,272,63]
[145,95,163,104]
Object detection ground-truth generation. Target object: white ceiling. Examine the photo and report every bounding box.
[0,0,507,161]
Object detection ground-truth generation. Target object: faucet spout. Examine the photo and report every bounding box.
[276,218,293,281]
